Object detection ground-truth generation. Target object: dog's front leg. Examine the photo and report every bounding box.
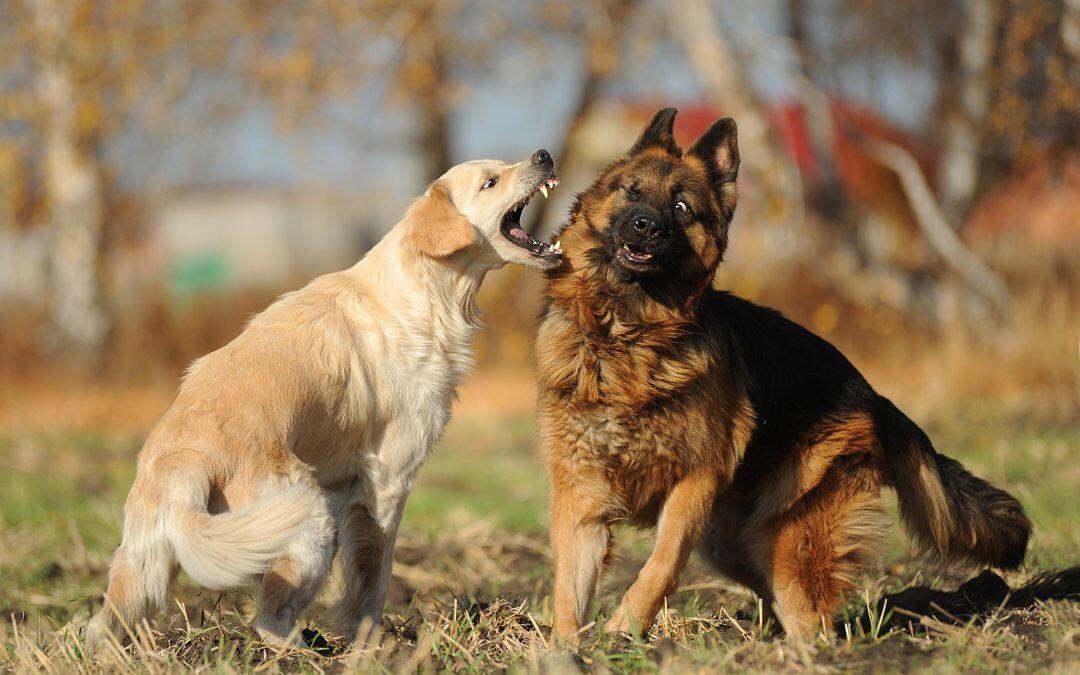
[333,488,407,645]
[605,470,719,636]
[550,476,611,646]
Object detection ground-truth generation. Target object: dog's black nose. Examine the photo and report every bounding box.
[632,215,665,239]
[532,149,552,166]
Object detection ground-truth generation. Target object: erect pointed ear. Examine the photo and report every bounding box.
[629,108,681,157]
[688,117,739,187]
[404,180,476,258]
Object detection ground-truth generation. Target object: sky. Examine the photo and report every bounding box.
[105,0,939,218]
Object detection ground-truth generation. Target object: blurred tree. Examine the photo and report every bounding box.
[33,0,109,360]
[784,0,1079,327]
[981,0,1080,183]
[828,0,1079,224]
[786,0,970,321]
[402,3,453,182]
[231,0,508,183]
[528,0,642,235]
[0,0,218,364]
[0,0,509,364]
[670,0,804,228]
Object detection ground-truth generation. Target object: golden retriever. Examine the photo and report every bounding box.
[86,150,563,650]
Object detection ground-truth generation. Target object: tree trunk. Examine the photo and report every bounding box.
[33,0,109,363]
[1065,0,1080,61]
[936,0,994,225]
[406,4,453,183]
[530,0,639,238]
[670,0,802,224]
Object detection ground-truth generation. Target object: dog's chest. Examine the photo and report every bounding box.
[308,313,474,489]
[537,312,738,517]
[566,407,687,465]
[548,403,702,518]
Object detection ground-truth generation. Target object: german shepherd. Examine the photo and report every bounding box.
[535,108,1030,641]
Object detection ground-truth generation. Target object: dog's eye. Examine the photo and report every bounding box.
[674,200,690,214]
[481,177,498,190]
[624,186,641,201]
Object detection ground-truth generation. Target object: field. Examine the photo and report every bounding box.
[1,357,1078,674]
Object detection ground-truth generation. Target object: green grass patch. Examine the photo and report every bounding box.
[0,407,1076,672]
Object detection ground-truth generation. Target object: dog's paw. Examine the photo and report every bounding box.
[256,625,308,651]
[603,610,639,637]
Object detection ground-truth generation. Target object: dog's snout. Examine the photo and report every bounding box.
[632,214,665,240]
[532,149,553,167]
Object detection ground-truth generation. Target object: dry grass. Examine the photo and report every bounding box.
[1,398,1077,673]
[4,529,1080,673]
[0,249,1076,672]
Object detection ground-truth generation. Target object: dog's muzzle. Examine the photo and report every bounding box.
[613,207,670,274]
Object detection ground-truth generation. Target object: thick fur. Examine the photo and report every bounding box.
[874,397,1030,569]
[536,109,1031,642]
[86,154,561,652]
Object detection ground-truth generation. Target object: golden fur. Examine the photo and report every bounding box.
[87,153,562,651]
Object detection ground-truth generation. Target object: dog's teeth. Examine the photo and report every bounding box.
[539,186,549,198]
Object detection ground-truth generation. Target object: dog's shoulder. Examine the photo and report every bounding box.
[699,289,872,424]
[699,289,855,372]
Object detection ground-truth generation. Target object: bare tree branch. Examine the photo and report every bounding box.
[862,136,1012,315]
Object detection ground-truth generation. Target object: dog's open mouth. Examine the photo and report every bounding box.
[500,177,563,262]
[615,241,660,272]
[620,243,653,263]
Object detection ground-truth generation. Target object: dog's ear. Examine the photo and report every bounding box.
[630,108,681,157]
[404,180,476,258]
[688,117,739,188]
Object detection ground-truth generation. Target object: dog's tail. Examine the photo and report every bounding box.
[166,481,315,589]
[87,463,315,650]
[874,396,1031,569]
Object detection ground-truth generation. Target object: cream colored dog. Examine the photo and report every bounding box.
[86,150,562,650]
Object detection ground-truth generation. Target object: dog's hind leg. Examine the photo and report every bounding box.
[86,504,177,652]
[749,466,887,638]
[255,480,334,648]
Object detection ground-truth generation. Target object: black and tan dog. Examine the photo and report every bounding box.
[536,108,1030,641]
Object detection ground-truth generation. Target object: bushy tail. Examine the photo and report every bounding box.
[167,482,315,589]
[874,396,1031,569]
[88,474,315,651]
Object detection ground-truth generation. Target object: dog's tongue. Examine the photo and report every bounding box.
[510,227,529,241]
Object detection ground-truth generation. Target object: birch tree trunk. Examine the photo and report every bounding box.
[937,0,994,224]
[33,0,109,362]
[669,0,803,225]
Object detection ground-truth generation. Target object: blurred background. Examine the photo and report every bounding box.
[0,0,1077,520]
[1,2,1078,667]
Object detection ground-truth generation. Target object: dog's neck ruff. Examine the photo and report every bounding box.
[546,220,700,345]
